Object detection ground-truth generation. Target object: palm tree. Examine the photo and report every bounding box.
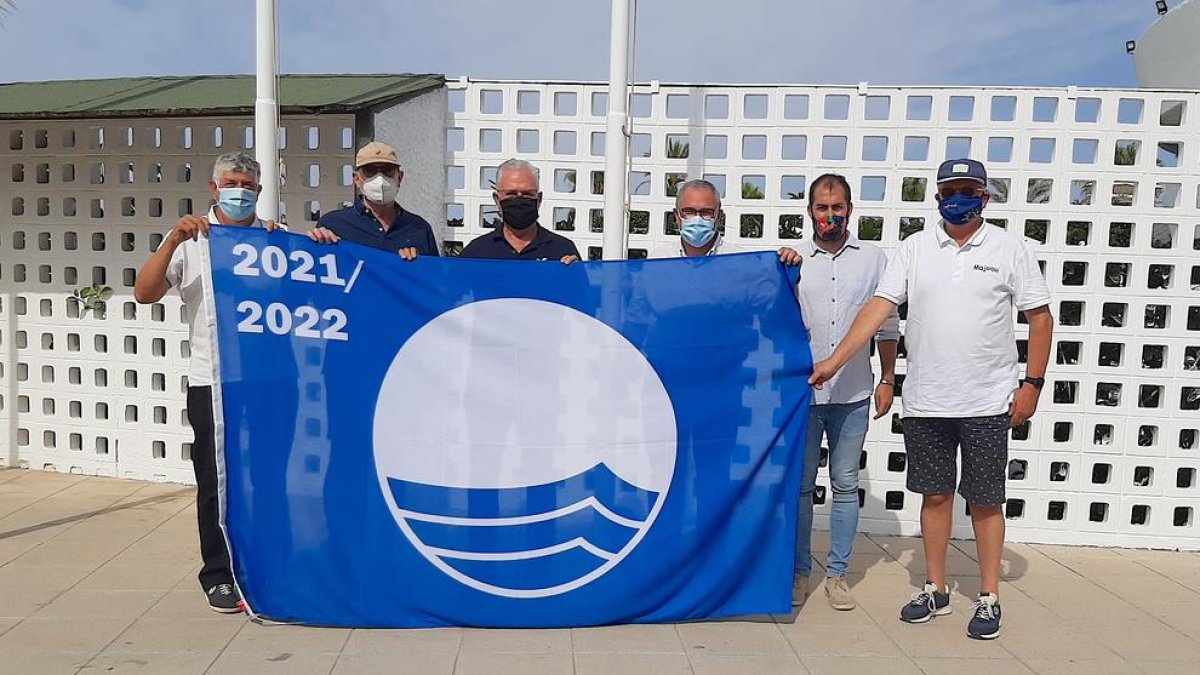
[987,178,1010,203]
[666,139,690,159]
[1069,180,1095,206]
[1114,142,1138,166]
[1027,179,1053,204]
[741,182,764,200]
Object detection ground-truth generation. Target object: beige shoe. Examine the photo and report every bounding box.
[791,574,809,607]
[825,576,857,611]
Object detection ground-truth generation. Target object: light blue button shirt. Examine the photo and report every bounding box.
[796,235,899,405]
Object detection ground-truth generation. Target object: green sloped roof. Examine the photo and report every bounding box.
[0,74,444,119]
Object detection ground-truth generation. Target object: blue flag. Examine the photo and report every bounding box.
[207,226,812,628]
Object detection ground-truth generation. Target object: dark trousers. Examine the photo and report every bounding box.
[187,386,234,590]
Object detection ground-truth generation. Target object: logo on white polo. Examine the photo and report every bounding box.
[372,298,677,598]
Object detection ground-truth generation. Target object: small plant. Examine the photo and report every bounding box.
[73,284,113,318]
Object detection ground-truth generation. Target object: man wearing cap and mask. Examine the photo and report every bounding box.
[791,174,899,612]
[459,158,580,263]
[133,151,282,614]
[650,179,803,265]
[809,159,1053,640]
[308,141,439,259]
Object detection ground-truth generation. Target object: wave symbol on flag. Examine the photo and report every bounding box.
[388,463,658,595]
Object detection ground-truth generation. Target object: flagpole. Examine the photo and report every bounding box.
[601,0,632,260]
[255,0,280,222]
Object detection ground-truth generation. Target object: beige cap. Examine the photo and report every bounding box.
[355,141,402,169]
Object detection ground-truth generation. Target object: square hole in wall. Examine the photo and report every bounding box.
[1094,425,1114,446]
[1145,305,1169,330]
[1131,504,1150,525]
[1089,502,1109,522]
[1118,98,1144,124]
[1053,422,1072,442]
[906,95,932,121]
[1059,302,1083,327]
[1097,342,1123,367]
[903,136,929,162]
[1005,499,1025,519]
[990,95,1016,121]
[1095,382,1122,407]
[1101,302,1126,328]
[1007,459,1028,480]
[1072,138,1099,164]
[782,94,808,120]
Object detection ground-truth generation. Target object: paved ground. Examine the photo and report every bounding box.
[1,468,1197,674]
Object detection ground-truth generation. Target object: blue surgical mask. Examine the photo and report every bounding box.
[218,187,259,222]
[680,216,717,248]
[937,193,984,226]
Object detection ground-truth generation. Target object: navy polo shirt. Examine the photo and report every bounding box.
[317,198,439,256]
[459,225,581,260]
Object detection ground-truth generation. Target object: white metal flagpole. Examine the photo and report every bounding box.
[255,0,280,222]
[601,0,632,260]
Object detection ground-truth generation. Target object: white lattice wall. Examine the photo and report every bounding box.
[0,114,358,482]
[443,80,1200,549]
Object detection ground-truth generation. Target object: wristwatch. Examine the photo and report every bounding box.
[1021,376,1045,390]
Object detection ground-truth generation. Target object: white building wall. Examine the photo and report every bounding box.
[1134,0,1200,89]
[0,115,356,482]
[444,80,1200,549]
[373,88,449,247]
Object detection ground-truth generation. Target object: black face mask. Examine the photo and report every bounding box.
[499,196,539,230]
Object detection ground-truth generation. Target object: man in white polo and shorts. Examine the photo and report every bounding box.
[808,158,1054,640]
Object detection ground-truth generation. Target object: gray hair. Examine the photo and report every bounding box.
[211,151,261,183]
[495,158,540,189]
[674,179,722,209]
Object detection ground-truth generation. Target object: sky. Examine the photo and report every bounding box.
[0,0,1168,88]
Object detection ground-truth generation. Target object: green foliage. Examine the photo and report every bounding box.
[857,216,883,241]
[666,139,690,159]
[901,177,926,202]
[740,214,763,238]
[629,211,649,235]
[72,284,113,318]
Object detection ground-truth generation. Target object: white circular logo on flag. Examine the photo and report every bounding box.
[373,299,677,598]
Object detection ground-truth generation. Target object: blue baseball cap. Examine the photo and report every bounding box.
[937,158,987,185]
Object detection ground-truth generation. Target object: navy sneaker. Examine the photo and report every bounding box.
[967,593,1002,640]
[899,581,952,623]
[205,583,244,614]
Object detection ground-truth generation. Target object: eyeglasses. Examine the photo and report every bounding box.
[937,187,984,199]
[678,207,719,219]
[360,164,399,178]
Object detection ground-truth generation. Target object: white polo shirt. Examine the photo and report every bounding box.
[874,221,1051,418]
[798,236,900,406]
[646,234,751,259]
[164,208,269,387]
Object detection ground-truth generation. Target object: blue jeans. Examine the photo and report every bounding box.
[795,399,869,578]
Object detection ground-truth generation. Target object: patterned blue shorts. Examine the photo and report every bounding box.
[901,414,1010,506]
